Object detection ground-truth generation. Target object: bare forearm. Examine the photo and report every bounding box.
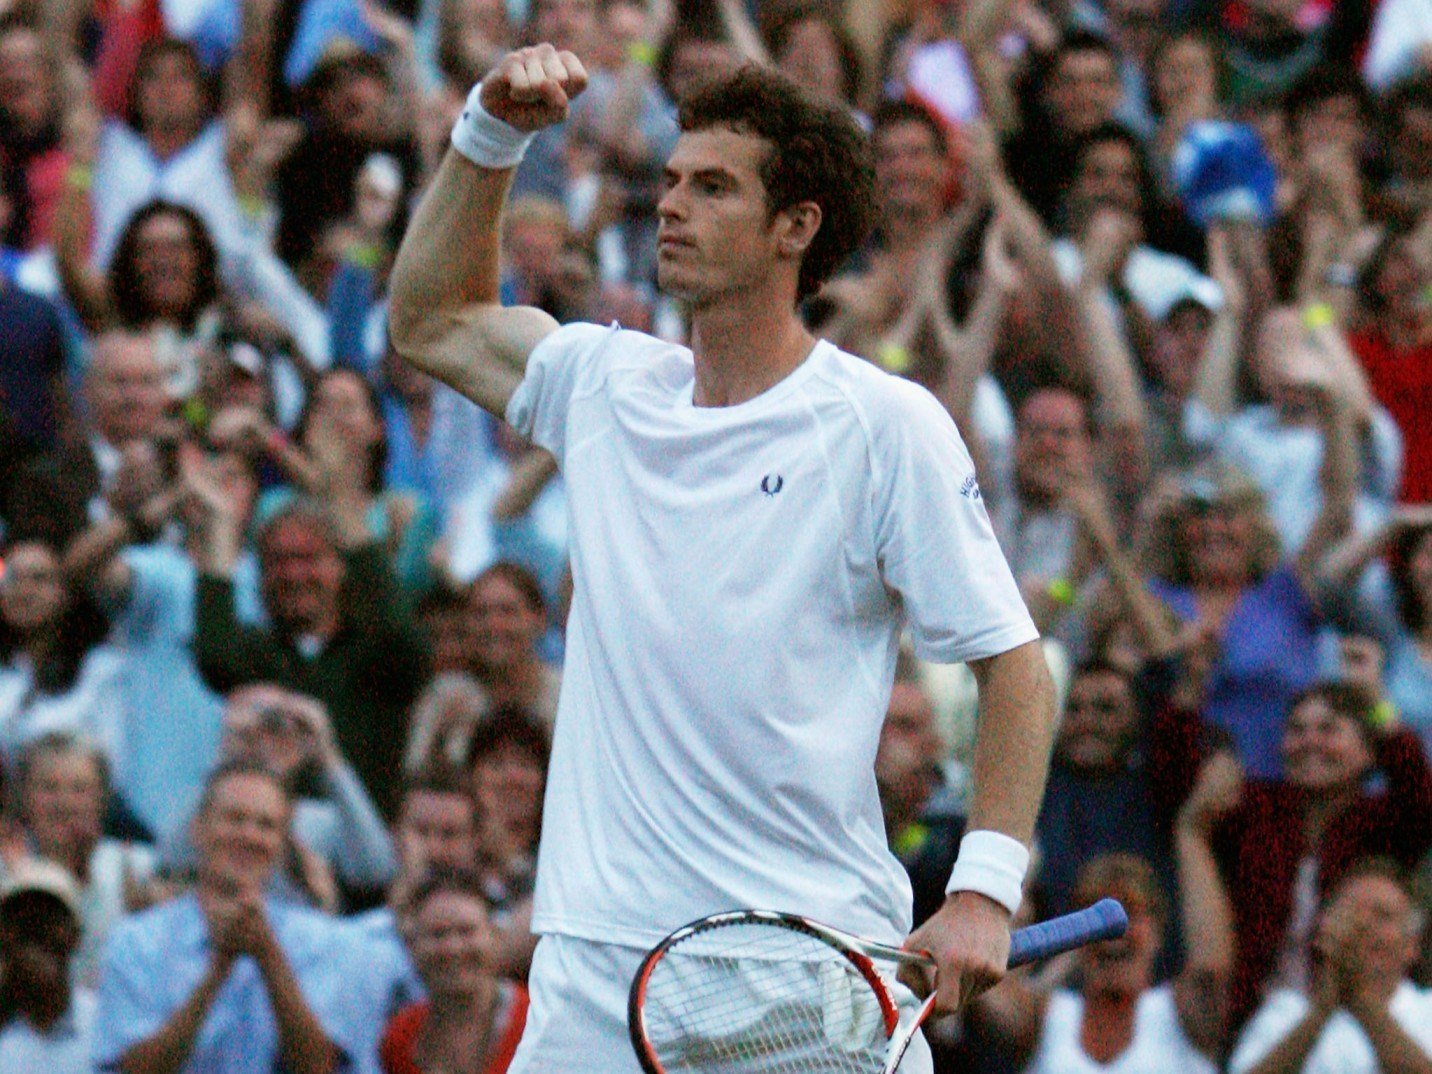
[967,641,1056,841]
[258,946,341,1074]
[1296,394,1356,584]
[1243,1007,1334,1074]
[119,961,231,1074]
[1349,1000,1432,1074]
[1173,822,1233,1053]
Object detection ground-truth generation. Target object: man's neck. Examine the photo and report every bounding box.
[882,207,942,257]
[477,659,543,705]
[145,120,201,160]
[689,300,815,408]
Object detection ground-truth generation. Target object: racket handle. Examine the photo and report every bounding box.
[1008,899,1128,968]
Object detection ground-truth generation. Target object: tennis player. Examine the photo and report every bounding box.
[390,44,1057,1072]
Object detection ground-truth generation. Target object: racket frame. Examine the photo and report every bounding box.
[628,909,938,1074]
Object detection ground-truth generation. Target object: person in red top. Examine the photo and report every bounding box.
[1349,227,1432,504]
[380,867,529,1074]
[1182,681,1432,1032]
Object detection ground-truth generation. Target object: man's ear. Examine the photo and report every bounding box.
[777,201,823,256]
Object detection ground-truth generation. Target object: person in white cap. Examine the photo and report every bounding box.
[0,858,97,1074]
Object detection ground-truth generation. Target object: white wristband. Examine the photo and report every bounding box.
[451,82,535,170]
[945,830,1030,916]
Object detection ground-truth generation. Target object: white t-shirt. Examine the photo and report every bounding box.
[506,322,1038,947]
[1027,986,1217,1074]
[1230,983,1432,1074]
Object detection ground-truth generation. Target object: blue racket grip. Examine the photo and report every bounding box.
[1008,899,1127,968]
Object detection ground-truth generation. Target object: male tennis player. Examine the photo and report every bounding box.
[390,44,1057,1072]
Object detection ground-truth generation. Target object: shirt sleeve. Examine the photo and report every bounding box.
[504,321,616,464]
[91,922,165,1069]
[871,380,1039,663]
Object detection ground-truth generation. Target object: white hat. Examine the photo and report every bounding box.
[0,858,83,920]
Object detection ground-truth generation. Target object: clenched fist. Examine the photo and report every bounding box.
[479,44,589,133]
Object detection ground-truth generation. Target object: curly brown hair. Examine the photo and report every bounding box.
[677,65,876,302]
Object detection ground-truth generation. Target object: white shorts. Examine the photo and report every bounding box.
[508,934,935,1073]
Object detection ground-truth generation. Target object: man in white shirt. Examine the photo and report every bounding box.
[1229,861,1432,1074]
[390,45,1057,1071]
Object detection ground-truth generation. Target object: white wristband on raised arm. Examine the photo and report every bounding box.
[945,830,1030,916]
[451,82,535,170]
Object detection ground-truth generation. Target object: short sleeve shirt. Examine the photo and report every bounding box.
[506,323,1037,946]
[1230,984,1432,1074]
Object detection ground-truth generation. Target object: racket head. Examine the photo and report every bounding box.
[629,910,937,1074]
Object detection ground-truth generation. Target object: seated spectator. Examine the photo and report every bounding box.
[875,677,965,929]
[972,851,1230,1072]
[9,733,156,987]
[378,867,527,1074]
[0,538,119,770]
[92,761,400,1074]
[350,764,485,1008]
[1316,507,1432,753]
[1186,684,1432,1029]
[0,859,96,1074]
[192,472,431,816]
[407,564,560,767]
[1229,860,1432,1074]
[469,705,547,917]
[160,685,396,906]
[45,330,172,529]
[1035,660,1199,920]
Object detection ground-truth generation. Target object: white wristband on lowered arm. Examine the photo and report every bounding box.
[451,82,535,170]
[945,830,1030,916]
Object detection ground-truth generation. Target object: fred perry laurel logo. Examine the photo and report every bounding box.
[960,474,982,500]
[761,474,784,496]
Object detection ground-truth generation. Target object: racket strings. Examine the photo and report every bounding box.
[640,923,897,1073]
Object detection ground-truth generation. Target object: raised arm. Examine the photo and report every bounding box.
[388,46,586,417]
[1173,753,1240,1059]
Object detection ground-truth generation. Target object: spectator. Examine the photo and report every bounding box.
[349,763,483,1009]
[1229,859,1432,1074]
[1004,32,1127,226]
[1133,426,1355,778]
[92,761,399,1074]
[1217,0,1331,109]
[49,330,171,526]
[0,858,96,1074]
[1316,508,1432,753]
[0,236,67,468]
[875,677,965,929]
[1034,660,1199,921]
[86,38,247,269]
[61,437,262,839]
[160,685,396,905]
[469,704,547,917]
[378,867,527,1074]
[972,851,1230,1072]
[1348,226,1432,505]
[407,563,560,767]
[1185,683,1432,1029]
[0,537,118,770]
[0,15,69,251]
[254,367,439,593]
[8,733,156,988]
[191,453,431,816]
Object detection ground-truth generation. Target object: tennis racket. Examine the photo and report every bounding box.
[629,898,1127,1074]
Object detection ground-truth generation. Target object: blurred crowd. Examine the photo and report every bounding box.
[0,0,1429,1069]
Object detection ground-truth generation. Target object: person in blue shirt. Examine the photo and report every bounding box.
[92,761,403,1074]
